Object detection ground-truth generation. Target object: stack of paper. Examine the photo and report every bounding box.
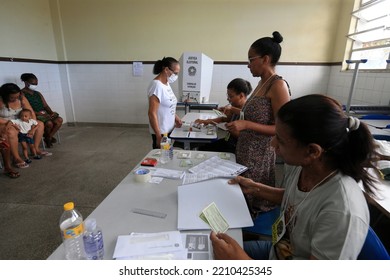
[182,156,247,184]
[113,231,187,260]
[188,156,247,176]
[113,231,214,260]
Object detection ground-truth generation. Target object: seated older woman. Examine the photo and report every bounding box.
[0,83,51,169]
[21,73,63,148]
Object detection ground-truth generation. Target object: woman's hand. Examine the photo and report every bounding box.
[194,119,211,125]
[229,176,258,196]
[210,231,252,260]
[225,120,247,134]
[175,115,182,128]
[9,122,20,132]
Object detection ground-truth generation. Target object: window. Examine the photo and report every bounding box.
[347,0,390,70]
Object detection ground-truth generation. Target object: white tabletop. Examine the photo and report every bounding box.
[182,112,219,123]
[363,168,390,218]
[170,112,221,149]
[361,119,390,136]
[48,150,243,260]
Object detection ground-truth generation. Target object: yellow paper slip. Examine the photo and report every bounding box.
[199,202,229,233]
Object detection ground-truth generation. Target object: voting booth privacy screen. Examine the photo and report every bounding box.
[179,52,214,103]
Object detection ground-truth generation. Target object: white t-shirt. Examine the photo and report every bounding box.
[271,164,369,260]
[11,119,38,134]
[147,80,177,134]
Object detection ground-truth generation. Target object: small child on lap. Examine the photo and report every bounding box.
[11,109,41,163]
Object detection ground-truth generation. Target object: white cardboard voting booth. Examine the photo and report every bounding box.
[179,52,214,103]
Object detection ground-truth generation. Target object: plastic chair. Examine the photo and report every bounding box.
[357,226,390,260]
[360,114,390,120]
[372,135,390,141]
[41,130,61,150]
[242,207,280,238]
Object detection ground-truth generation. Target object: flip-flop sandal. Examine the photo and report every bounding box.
[4,170,20,178]
[15,161,29,168]
[39,151,53,156]
[33,155,42,160]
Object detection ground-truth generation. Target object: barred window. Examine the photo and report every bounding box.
[347,0,390,70]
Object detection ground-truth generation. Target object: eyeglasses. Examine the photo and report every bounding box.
[168,67,179,75]
[248,56,262,64]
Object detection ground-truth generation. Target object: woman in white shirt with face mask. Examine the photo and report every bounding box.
[147,57,182,148]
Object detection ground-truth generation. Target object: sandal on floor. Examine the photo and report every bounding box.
[15,161,29,168]
[39,151,53,156]
[33,155,42,160]
[4,170,20,179]
[25,158,32,164]
[5,170,20,178]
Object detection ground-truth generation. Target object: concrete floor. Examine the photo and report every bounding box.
[0,125,151,259]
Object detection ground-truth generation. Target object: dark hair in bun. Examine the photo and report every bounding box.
[272,31,283,44]
[251,31,283,65]
[153,57,179,74]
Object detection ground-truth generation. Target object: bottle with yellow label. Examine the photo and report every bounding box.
[59,202,86,259]
[160,133,171,164]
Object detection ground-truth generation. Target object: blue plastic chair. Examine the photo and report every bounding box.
[357,226,390,260]
[360,114,390,120]
[243,207,280,237]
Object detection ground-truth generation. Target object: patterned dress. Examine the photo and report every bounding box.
[236,75,286,216]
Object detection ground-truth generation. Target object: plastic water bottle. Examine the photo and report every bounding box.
[59,202,86,260]
[160,134,171,164]
[83,218,104,260]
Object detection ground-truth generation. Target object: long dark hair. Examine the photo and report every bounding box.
[153,57,179,74]
[0,83,21,108]
[277,94,378,195]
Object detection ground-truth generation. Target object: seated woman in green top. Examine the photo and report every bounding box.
[21,73,63,148]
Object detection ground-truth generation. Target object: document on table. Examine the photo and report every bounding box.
[150,168,185,179]
[188,156,247,176]
[183,156,247,184]
[182,233,212,260]
[182,172,235,185]
[113,231,187,260]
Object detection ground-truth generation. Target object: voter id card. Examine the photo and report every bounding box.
[199,202,229,233]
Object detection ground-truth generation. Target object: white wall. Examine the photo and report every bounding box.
[61,63,333,124]
[0,62,67,122]
[327,66,390,106]
[2,61,389,125]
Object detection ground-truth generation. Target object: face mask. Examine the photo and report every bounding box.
[168,73,178,84]
[29,84,38,90]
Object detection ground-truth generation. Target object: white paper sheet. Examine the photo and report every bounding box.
[113,231,186,259]
[177,178,253,230]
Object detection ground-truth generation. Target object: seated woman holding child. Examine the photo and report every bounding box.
[0,83,50,169]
